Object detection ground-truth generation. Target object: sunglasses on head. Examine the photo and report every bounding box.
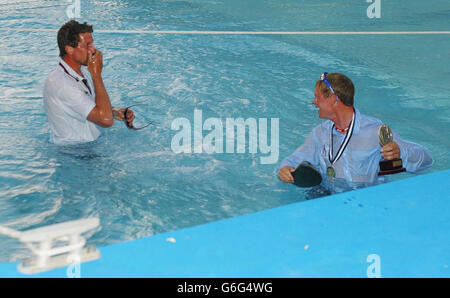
[320,72,338,102]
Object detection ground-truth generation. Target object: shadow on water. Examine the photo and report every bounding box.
[304,186,332,200]
[53,141,106,161]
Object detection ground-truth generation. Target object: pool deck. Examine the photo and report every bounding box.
[1,170,449,277]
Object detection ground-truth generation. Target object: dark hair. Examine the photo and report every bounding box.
[316,73,355,106]
[57,20,93,57]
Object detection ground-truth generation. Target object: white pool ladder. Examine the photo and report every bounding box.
[0,218,101,274]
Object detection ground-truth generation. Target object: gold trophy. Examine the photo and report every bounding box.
[378,124,406,175]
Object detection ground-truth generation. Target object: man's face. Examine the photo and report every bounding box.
[312,85,336,119]
[70,32,96,66]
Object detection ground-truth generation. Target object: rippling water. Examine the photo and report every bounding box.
[0,0,448,262]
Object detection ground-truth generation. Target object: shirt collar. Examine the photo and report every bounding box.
[58,57,85,81]
[330,106,361,135]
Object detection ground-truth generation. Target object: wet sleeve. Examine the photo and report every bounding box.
[277,129,320,174]
[392,129,434,173]
[57,84,95,122]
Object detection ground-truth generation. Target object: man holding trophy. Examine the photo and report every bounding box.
[277,73,433,189]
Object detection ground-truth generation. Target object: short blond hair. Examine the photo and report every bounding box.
[316,73,354,106]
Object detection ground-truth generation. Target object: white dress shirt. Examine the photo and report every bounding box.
[43,58,100,145]
[278,108,434,191]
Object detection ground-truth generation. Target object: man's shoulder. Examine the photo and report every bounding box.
[44,65,81,96]
[359,112,383,129]
[356,112,385,140]
[308,120,331,139]
[315,120,331,132]
[45,65,64,88]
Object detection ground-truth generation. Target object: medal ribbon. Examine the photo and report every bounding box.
[329,110,355,167]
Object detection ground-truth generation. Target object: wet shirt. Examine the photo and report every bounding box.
[43,58,100,145]
[278,108,434,191]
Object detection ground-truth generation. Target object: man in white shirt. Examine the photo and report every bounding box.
[277,72,433,189]
[44,20,134,144]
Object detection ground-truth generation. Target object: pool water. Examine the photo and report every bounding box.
[0,0,449,262]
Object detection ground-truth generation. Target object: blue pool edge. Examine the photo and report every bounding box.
[0,169,449,277]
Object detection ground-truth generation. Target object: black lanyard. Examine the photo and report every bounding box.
[329,110,355,167]
[59,63,92,95]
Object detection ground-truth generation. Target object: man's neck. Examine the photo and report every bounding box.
[62,56,83,77]
[332,105,354,133]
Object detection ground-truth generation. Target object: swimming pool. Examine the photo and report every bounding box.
[0,0,449,263]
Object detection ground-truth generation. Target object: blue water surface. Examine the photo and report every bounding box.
[0,0,448,262]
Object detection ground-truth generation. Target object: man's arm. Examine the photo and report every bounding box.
[112,107,135,127]
[381,130,433,173]
[86,50,114,128]
[278,130,320,183]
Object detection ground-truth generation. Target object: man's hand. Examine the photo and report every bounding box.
[88,50,103,77]
[278,166,295,183]
[112,107,135,127]
[380,142,400,160]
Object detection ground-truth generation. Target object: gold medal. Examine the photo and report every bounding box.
[327,166,335,178]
